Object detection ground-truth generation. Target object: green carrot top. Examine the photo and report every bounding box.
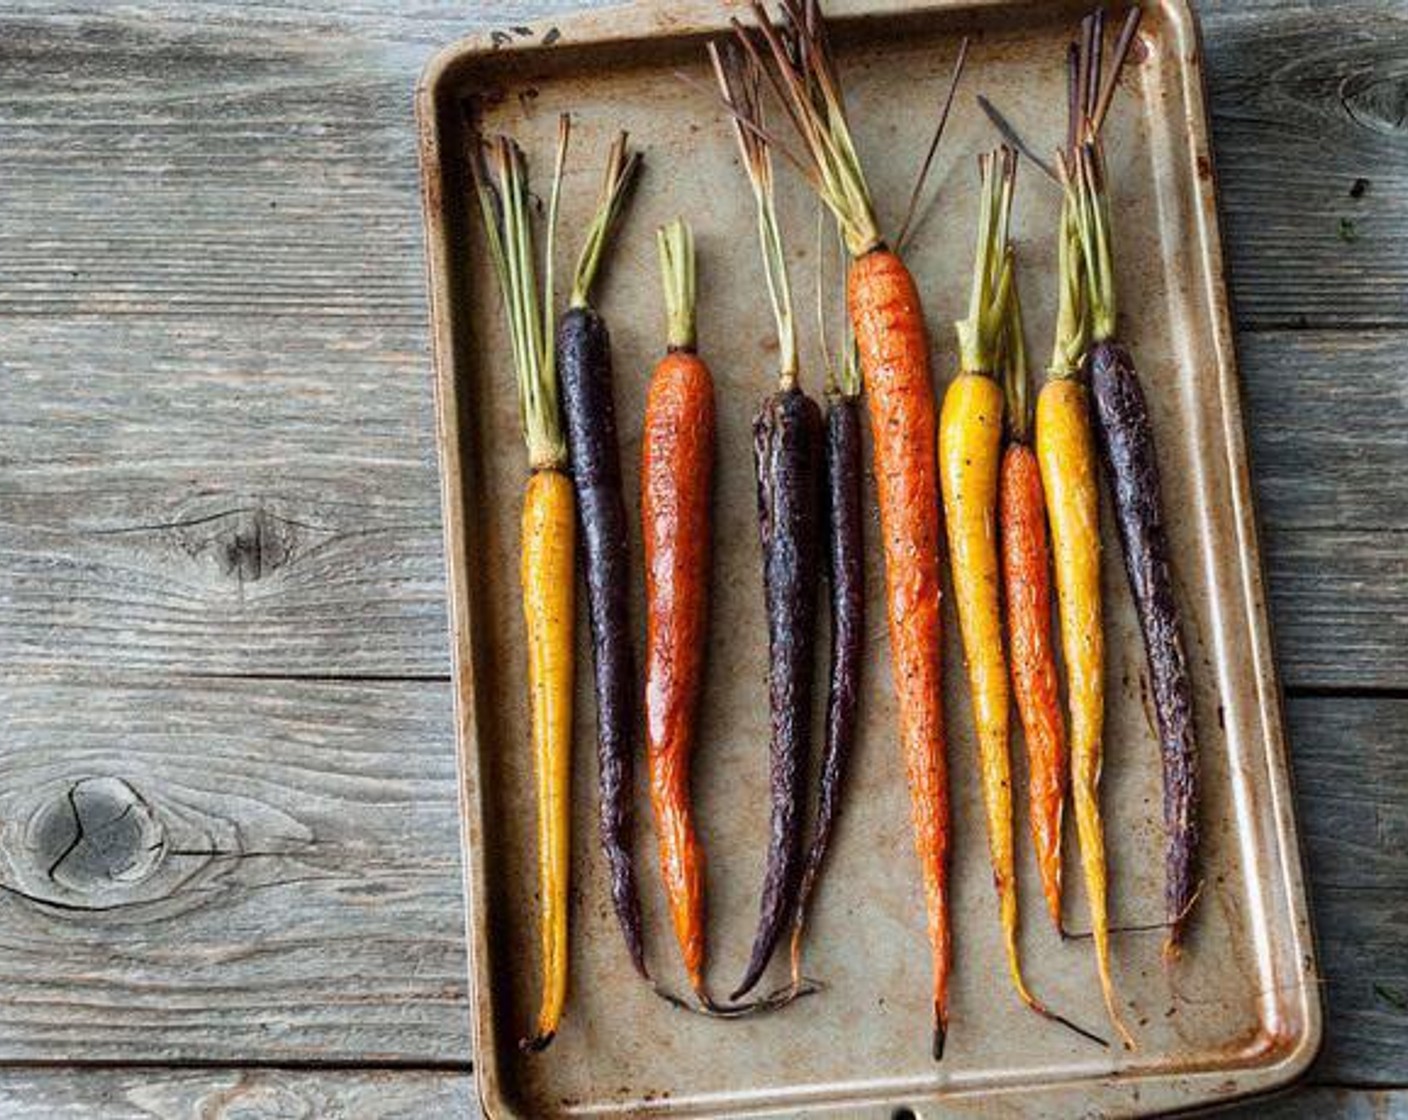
[569,131,641,311]
[1047,160,1090,379]
[1000,260,1033,444]
[1066,5,1143,348]
[734,0,880,258]
[955,147,1017,376]
[657,218,697,352]
[472,118,569,470]
[711,39,798,387]
[1071,142,1117,345]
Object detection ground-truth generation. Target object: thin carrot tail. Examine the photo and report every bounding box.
[1094,927,1138,1050]
[1076,789,1138,1051]
[995,877,1108,1048]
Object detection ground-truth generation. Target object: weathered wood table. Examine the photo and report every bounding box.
[0,1,1402,1115]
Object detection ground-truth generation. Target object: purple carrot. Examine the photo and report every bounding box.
[555,131,648,976]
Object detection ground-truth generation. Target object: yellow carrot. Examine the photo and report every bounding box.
[941,369,1017,965]
[942,149,1039,1009]
[1037,149,1135,1049]
[521,468,576,1044]
[473,120,577,1051]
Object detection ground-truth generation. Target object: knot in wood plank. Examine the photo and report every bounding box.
[1341,69,1408,136]
[30,776,166,893]
[205,507,297,584]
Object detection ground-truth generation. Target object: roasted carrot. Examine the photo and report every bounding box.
[472,122,575,1052]
[789,240,865,989]
[556,132,647,978]
[710,42,825,1002]
[1029,37,1134,1044]
[998,280,1066,935]
[734,0,966,1057]
[643,219,718,1005]
[1073,7,1200,958]
[942,152,1016,1010]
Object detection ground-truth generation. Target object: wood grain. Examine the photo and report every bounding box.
[0,0,1402,1113]
[1202,0,1408,329]
[1266,528,1407,690]
[1239,331,1407,689]
[0,317,447,677]
[1288,695,1408,1085]
[1225,1088,1408,1119]
[0,1069,474,1119]
[0,677,466,1063]
[0,1071,1400,1120]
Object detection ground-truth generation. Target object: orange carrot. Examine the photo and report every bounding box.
[642,220,717,1003]
[851,247,950,1054]
[998,283,1066,933]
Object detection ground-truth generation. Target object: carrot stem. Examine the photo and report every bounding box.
[569,131,641,310]
[657,219,697,351]
[712,40,799,386]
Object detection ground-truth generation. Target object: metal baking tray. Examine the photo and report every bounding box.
[416,1,1321,1115]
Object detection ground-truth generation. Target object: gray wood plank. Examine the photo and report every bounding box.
[1286,695,1408,1085]
[1240,331,1407,534]
[1266,528,1407,691]
[0,1071,1400,1120]
[0,1069,474,1119]
[1219,1088,1408,1119]
[0,317,448,677]
[0,676,466,1063]
[1197,0,1408,329]
[0,1,1403,331]
[1239,330,1407,690]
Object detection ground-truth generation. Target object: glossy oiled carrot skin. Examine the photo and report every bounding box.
[1036,377,1133,1048]
[848,249,950,1054]
[1000,441,1066,932]
[642,348,716,996]
[941,373,1031,1004]
[521,467,576,1049]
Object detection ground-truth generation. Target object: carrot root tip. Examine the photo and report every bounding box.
[519,1030,555,1054]
[651,984,695,1012]
[932,1020,947,1062]
[1052,1012,1108,1049]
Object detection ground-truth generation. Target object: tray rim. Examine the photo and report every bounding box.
[414,2,1324,1116]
